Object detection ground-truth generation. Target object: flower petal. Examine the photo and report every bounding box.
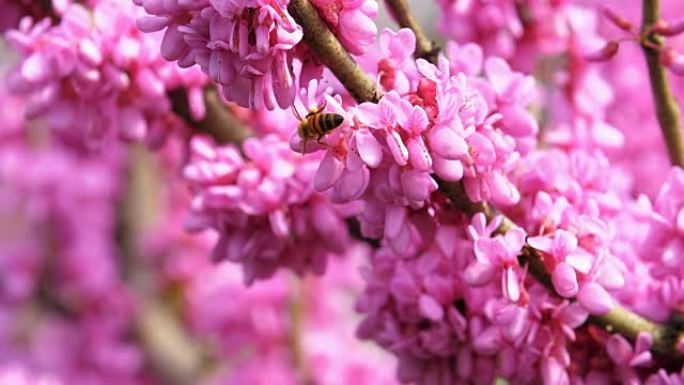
[356,129,383,168]
[577,283,613,315]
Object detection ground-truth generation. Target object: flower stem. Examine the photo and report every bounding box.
[383,0,438,61]
[288,0,380,104]
[641,0,684,167]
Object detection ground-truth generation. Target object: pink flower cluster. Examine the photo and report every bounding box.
[512,149,628,314]
[299,30,537,241]
[6,0,207,149]
[6,0,684,385]
[0,138,145,384]
[135,0,377,110]
[185,248,399,385]
[183,134,352,284]
[356,208,593,385]
[434,0,579,72]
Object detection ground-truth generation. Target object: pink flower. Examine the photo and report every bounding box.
[465,214,527,302]
[375,28,418,94]
[7,1,207,148]
[310,0,378,55]
[606,332,653,378]
[528,230,592,298]
[184,135,351,284]
[136,0,302,109]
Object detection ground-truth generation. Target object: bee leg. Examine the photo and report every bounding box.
[309,99,328,117]
[292,105,303,121]
[316,135,325,145]
[302,139,308,154]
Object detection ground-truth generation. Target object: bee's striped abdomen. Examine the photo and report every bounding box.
[307,114,322,136]
[308,113,344,136]
[298,112,344,142]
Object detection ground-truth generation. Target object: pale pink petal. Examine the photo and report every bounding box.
[428,126,468,160]
[314,151,344,191]
[578,283,613,314]
[418,294,444,321]
[552,262,579,298]
[433,156,464,182]
[528,236,554,253]
[407,136,433,172]
[387,131,409,166]
[503,267,520,302]
[464,262,497,286]
[400,170,437,201]
[355,129,383,168]
[565,250,593,274]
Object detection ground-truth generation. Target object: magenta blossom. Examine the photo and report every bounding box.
[184,135,351,284]
[136,0,302,110]
[6,1,207,148]
[311,0,378,55]
[465,214,527,302]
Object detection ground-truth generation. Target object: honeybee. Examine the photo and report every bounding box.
[293,102,344,153]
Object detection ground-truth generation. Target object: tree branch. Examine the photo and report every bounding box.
[119,146,213,385]
[179,0,684,365]
[438,179,684,365]
[641,0,684,167]
[288,278,314,385]
[383,0,438,61]
[287,0,380,103]
[169,88,251,145]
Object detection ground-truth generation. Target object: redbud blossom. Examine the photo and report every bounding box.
[584,41,620,62]
[603,7,636,33]
[651,19,684,37]
[660,48,684,76]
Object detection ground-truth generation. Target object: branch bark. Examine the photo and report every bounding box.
[287,0,380,103]
[641,0,684,167]
[119,146,212,385]
[383,0,438,61]
[437,179,684,365]
[170,88,251,145]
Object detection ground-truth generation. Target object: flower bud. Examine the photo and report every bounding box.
[660,47,684,76]
[603,7,636,33]
[584,41,620,62]
[651,19,684,36]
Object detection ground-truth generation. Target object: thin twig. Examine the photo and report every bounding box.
[641,0,684,167]
[383,0,438,61]
[287,0,380,103]
[288,277,314,385]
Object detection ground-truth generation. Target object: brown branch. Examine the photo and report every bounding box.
[383,0,438,61]
[170,88,251,145]
[287,0,380,103]
[288,277,314,385]
[119,146,213,385]
[438,178,684,365]
[641,0,684,167]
